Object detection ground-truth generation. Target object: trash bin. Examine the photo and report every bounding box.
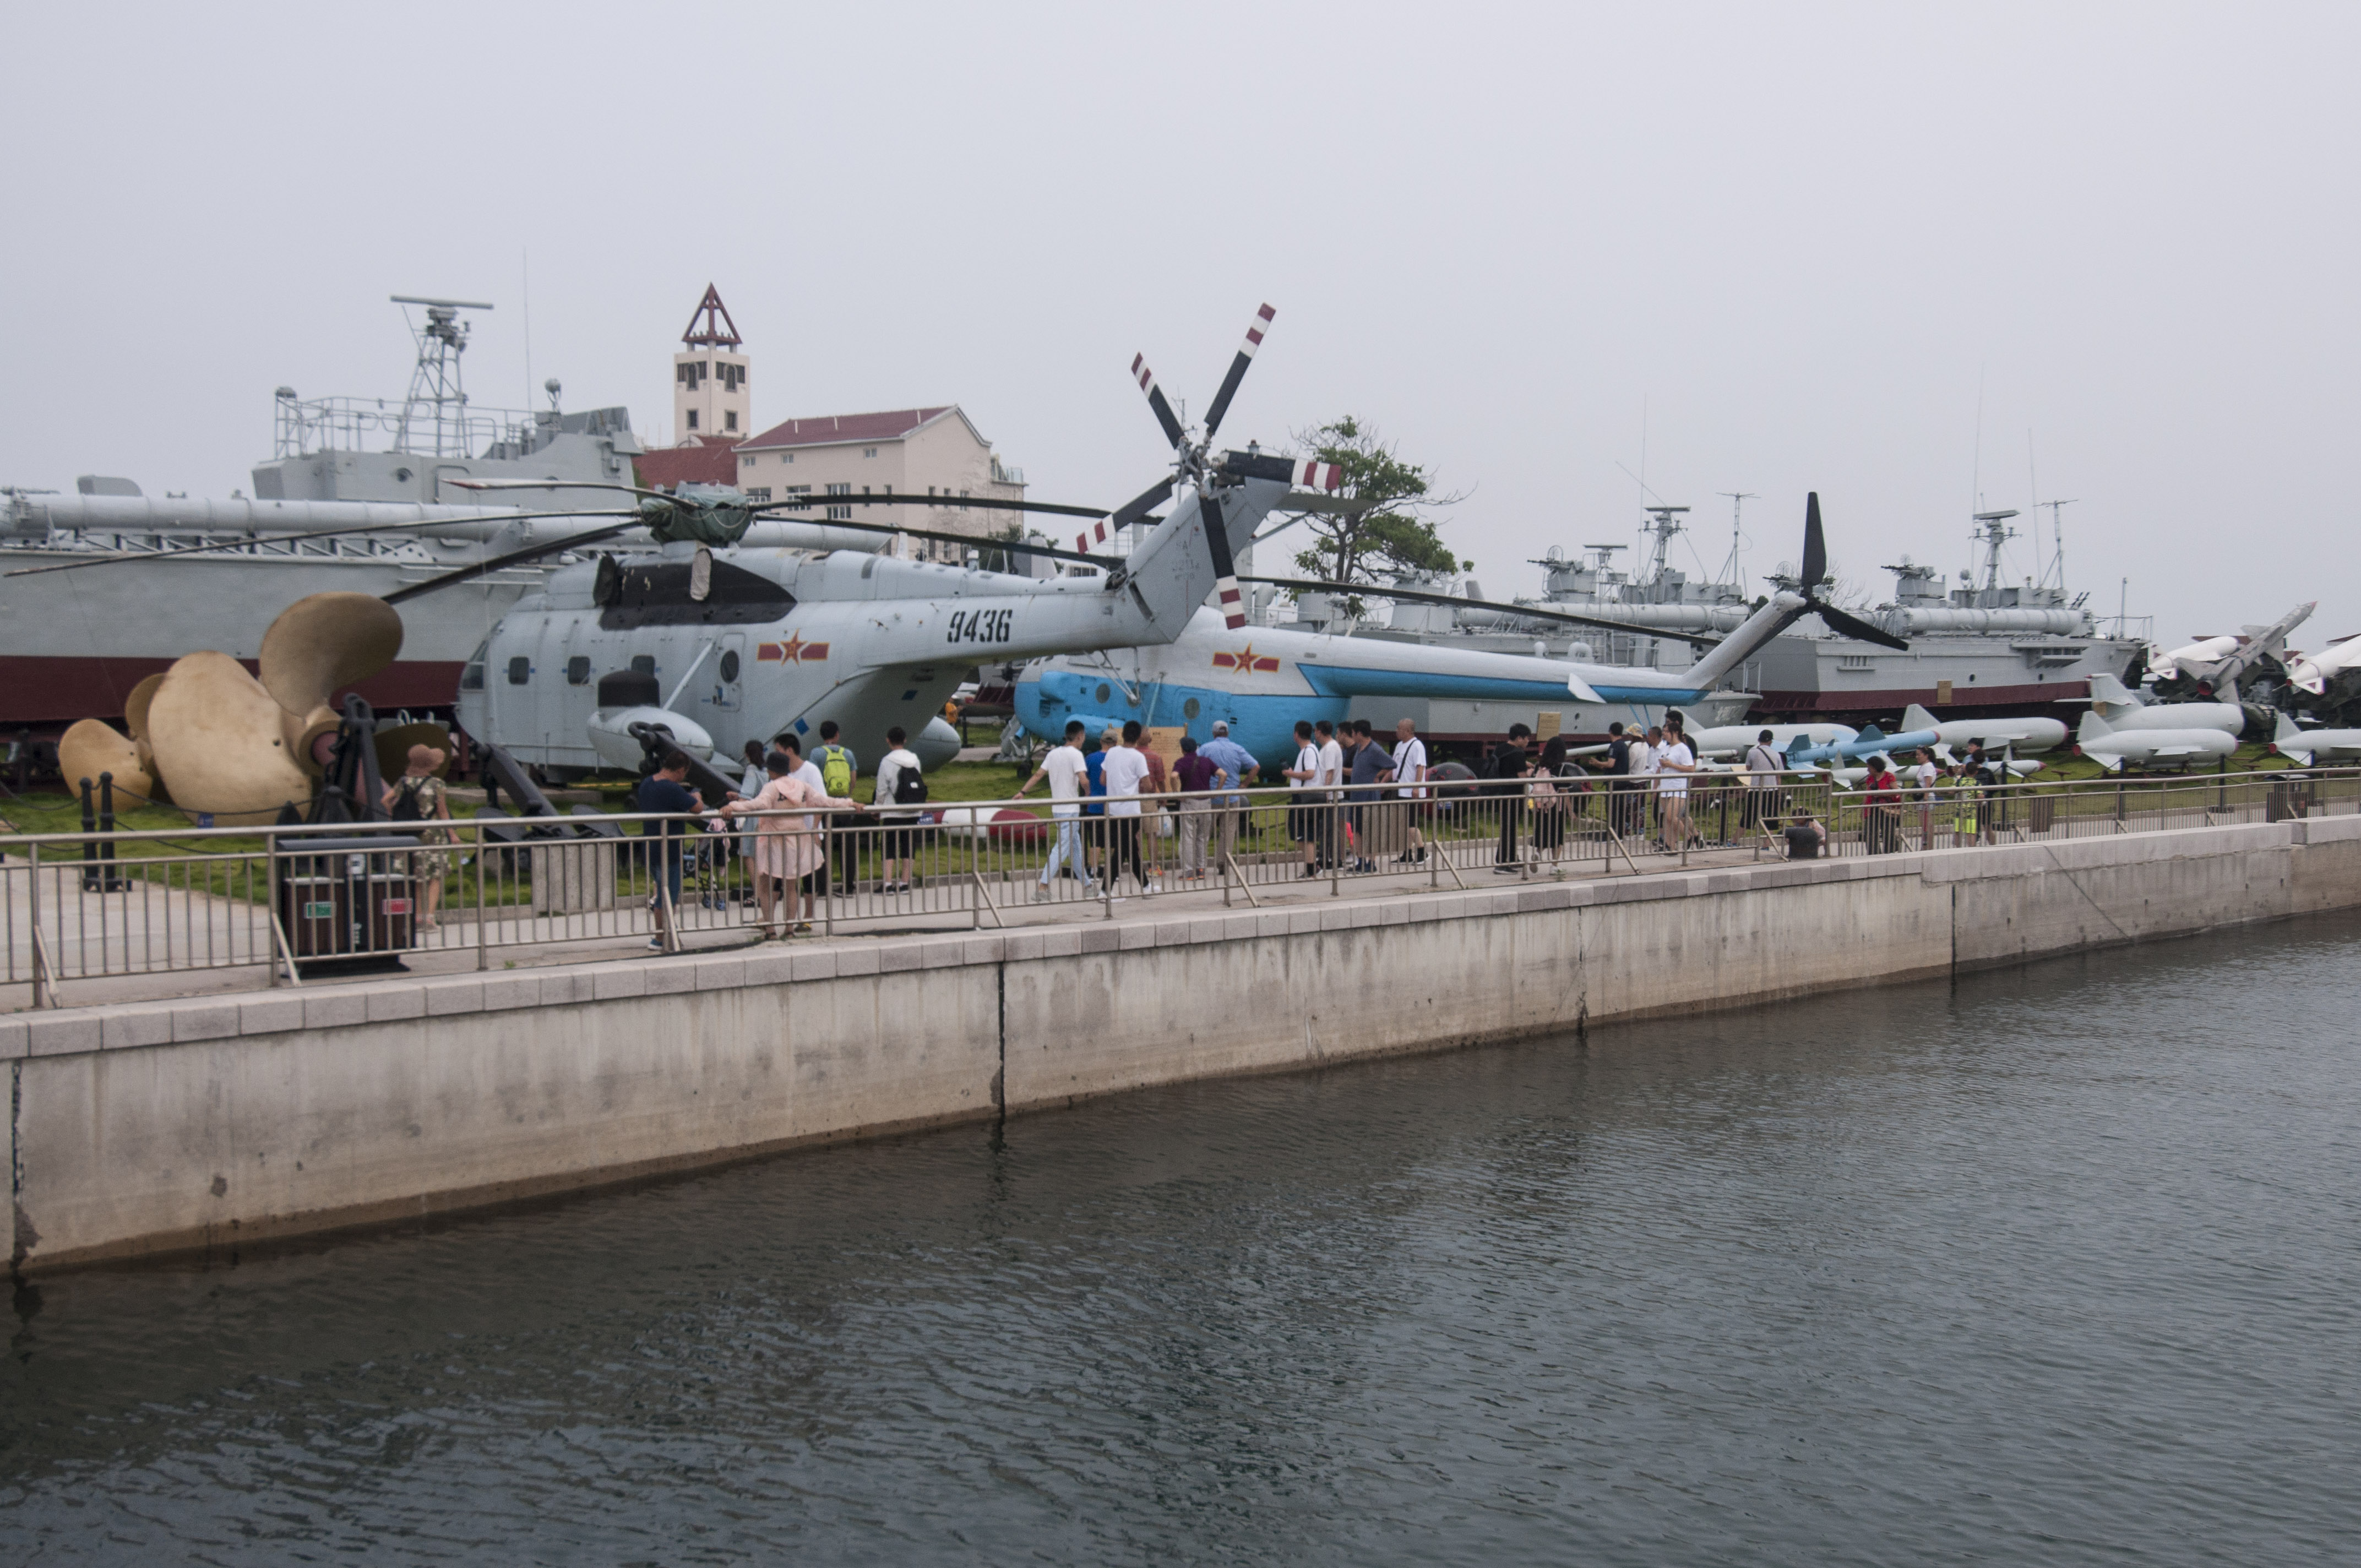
[275,835,420,966]
[2027,794,2057,834]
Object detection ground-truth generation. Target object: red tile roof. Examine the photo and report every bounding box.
[634,437,741,491]
[737,407,954,450]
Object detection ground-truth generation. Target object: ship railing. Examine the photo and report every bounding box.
[4,766,2357,1008]
[271,395,551,462]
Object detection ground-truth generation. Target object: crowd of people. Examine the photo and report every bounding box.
[621,712,2038,940]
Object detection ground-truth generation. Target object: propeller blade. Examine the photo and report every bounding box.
[1131,353,1188,449]
[1812,601,1912,652]
[1800,491,1827,591]
[382,522,635,606]
[1200,303,1275,443]
[1236,576,1721,648]
[1199,492,1247,629]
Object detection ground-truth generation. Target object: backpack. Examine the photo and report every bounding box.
[893,764,929,807]
[389,777,426,822]
[817,743,853,797]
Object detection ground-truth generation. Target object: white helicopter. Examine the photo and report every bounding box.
[437,304,1337,779]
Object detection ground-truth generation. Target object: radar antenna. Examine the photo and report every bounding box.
[389,295,494,460]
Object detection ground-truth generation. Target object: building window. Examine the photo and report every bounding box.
[746,487,772,503]
[784,451,795,463]
[784,484,812,510]
[741,455,755,468]
[687,409,699,430]
[863,447,877,458]
[724,411,738,432]
[825,481,851,521]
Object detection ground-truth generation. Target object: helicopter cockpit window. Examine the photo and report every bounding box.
[598,557,795,630]
[459,640,488,692]
[566,656,591,685]
[507,656,531,685]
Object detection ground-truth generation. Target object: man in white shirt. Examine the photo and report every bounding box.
[1015,718,1095,900]
[1098,719,1156,894]
[1743,728,1785,834]
[1314,718,1346,871]
[1283,719,1324,879]
[1658,719,1699,850]
[1390,717,1430,864]
[1910,745,1942,850]
[871,726,923,894]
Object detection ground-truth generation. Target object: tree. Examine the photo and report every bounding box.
[1283,417,1467,592]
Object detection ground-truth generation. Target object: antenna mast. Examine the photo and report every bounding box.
[1716,491,1756,588]
[389,295,494,460]
[2037,499,2077,591]
[1640,505,1690,590]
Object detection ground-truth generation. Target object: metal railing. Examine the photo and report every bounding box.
[4,765,2356,1008]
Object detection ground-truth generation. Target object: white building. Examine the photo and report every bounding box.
[733,406,1027,563]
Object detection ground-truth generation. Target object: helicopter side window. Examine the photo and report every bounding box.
[630,655,656,676]
[567,656,591,685]
[719,651,741,683]
[507,656,531,685]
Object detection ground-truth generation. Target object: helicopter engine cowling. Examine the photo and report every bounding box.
[590,705,714,772]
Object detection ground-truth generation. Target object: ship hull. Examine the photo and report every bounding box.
[1746,632,2143,726]
[0,548,543,727]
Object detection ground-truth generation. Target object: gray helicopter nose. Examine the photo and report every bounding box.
[914,716,962,771]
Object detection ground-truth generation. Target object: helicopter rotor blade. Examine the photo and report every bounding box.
[1131,353,1188,450]
[1809,600,1912,652]
[1800,491,1827,592]
[764,513,1104,568]
[382,522,637,606]
[447,478,683,504]
[0,507,646,579]
[1200,302,1274,443]
[1236,576,1722,649]
[749,490,1112,522]
[1200,492,1247,629]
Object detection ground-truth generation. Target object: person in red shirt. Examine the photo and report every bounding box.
[1861,753,1902,854]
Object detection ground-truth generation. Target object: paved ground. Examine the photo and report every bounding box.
[4,794,2288,1014]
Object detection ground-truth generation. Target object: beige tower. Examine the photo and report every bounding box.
[672,284,750,441]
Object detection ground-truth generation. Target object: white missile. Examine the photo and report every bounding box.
[2268,712,2361,766]
[2284,634,2361,697]
[1900,703,2068,753]
[2074,710,2237,772]
[2082,673,2243,736]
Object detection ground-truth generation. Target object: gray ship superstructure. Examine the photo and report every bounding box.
[1,297,647,725]
[1335,502,2144,730]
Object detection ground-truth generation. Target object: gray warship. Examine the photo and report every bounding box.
[1320,503,2146,732]
[0,297,645,727]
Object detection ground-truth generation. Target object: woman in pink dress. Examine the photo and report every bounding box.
[721,747,860,937]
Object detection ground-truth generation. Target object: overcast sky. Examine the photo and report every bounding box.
[6,3,2355,646]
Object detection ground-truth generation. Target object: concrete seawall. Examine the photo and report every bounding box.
[13,816,2361,1273]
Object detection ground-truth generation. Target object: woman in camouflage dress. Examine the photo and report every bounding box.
[383,744,455,932]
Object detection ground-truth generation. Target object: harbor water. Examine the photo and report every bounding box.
[6,918,2360,1564]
